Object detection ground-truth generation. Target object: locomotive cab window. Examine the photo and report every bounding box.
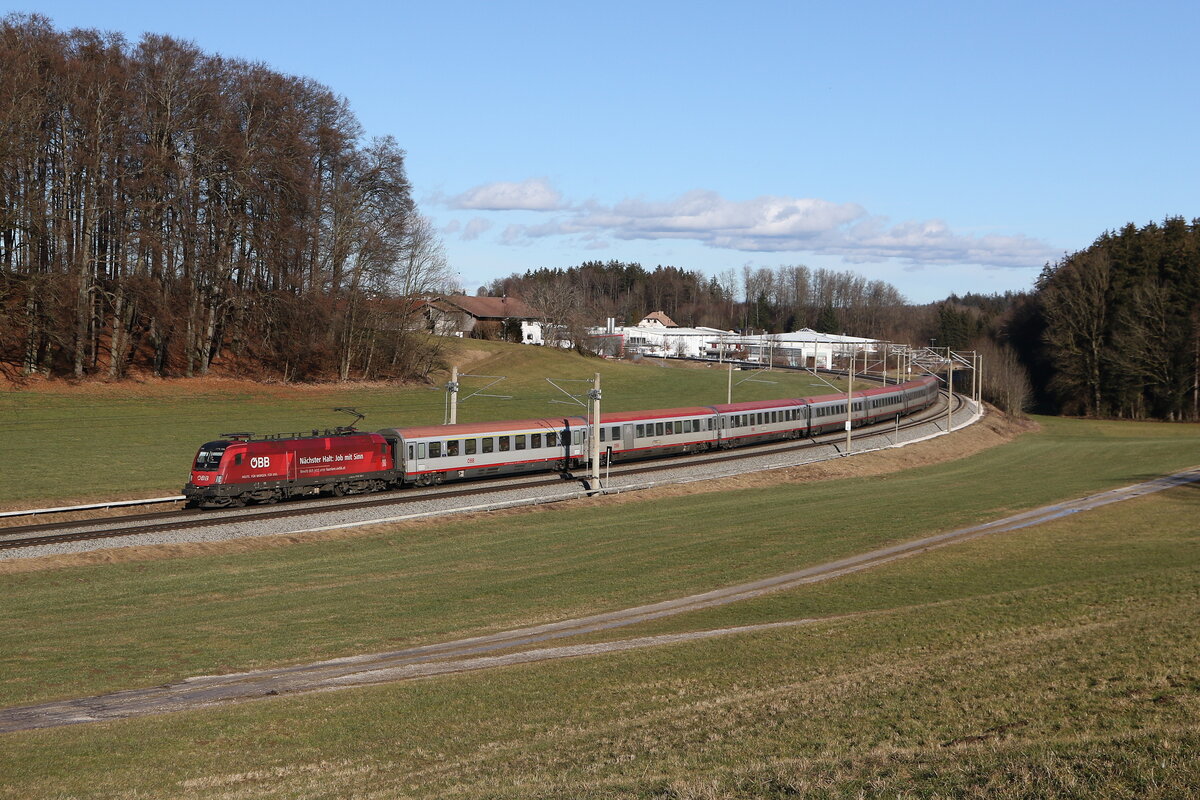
[234,453,243,466]
[193,442,228,471]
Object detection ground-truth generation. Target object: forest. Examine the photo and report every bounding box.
[0,15,450,383]
[486,262,909,342]
[1020,218,1200,420]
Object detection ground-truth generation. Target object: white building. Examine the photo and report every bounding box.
[586,321,884,366]
[709,329,882,368]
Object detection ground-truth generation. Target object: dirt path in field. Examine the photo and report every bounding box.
[2,463,1197,734]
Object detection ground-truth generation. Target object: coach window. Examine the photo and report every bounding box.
[482,437,494,454]
[429,441,442,458]
[498,436,510,452]
[532,433,542,448]
[447,440,459,457]
[636,424,644,437]
[655,422,665,436]
[599,428,606,442]
[515,434,526,451]
[465,439,477,456]
[418,443,426,459]
[573,430,583,445]
[674,421,682,434]
[611,426,620,440]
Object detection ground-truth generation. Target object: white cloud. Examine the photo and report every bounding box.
[448,184,1058,269]
[460,218,493,241]
[449,178,565,211]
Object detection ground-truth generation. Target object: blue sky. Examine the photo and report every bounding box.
[15,1,1200,302]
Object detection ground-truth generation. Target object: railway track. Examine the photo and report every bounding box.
[0,391,967,553]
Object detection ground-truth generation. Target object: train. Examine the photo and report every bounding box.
[183,375,939,509]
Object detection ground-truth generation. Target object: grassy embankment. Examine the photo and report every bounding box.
[0,406,1197,797]
[0,339,849,507]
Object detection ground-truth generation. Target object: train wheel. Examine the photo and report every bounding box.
[416,474,435,487]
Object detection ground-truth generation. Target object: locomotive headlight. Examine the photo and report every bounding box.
[216,475,223,484]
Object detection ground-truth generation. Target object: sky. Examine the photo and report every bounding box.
[13,1,1200,303]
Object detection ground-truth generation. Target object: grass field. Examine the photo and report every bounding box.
[1,407,1198,797]
[0,340,852,506]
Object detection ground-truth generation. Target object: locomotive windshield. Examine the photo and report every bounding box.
[193,441,229,471]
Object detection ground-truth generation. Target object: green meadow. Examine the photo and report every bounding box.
[0,404,1198,797]
[2,343,1198,797]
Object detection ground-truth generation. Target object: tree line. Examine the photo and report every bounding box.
[1025,217,1199,420]
[925,218,1200,421]
[485,261,910,340]
[0,15,450,383]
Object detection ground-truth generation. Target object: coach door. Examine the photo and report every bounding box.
[622,424,635,450]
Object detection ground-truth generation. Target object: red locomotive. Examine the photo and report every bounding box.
[184,428,400,508]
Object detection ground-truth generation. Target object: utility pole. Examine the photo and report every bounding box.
[977,352,984,403]
[588,373,602,491]
[969,351,977,405]
[727,361,733,404]
[946,352,954,432]
[447,365,460,424]
[845,348,854,454]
